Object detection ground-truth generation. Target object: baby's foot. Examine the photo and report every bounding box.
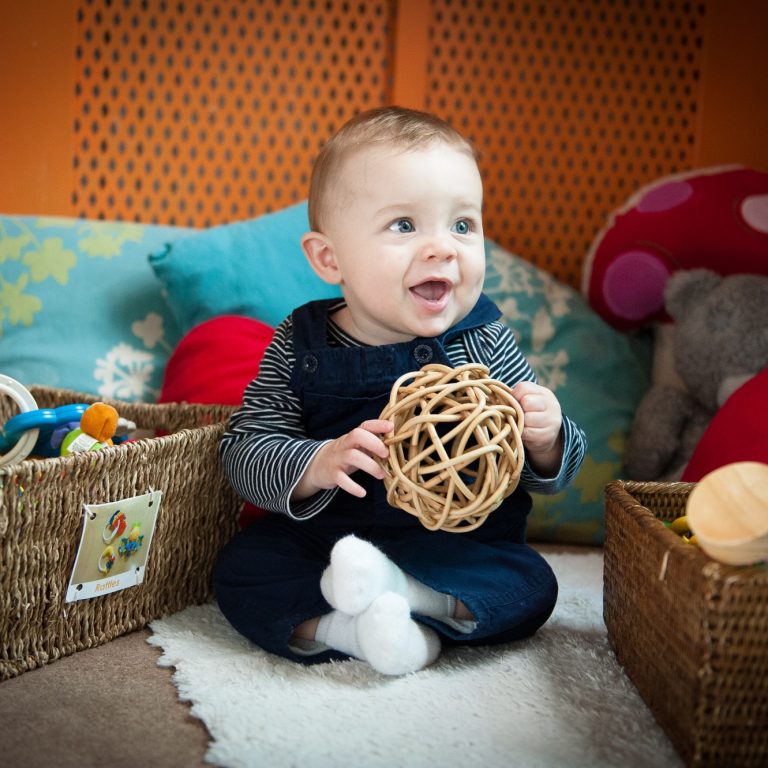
[320,535,407,615]
[355,592,441,676]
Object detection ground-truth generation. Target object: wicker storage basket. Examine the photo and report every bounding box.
[1,386,240,681]
[604,480,768,767]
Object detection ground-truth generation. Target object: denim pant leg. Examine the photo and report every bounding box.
[376,513,558,646]
[213,513,349,665]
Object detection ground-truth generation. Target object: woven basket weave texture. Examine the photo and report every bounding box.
[380,364,524,533]
[604,480,768,768]
[1,387,239,680]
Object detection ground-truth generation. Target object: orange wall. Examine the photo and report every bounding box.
[2,0,767,224]
[0,0,77,215]
[391,0,429,110]
[696,0,768,169]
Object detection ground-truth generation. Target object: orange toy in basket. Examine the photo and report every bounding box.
[379,363,525,533]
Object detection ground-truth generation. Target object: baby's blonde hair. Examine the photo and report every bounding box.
[307,106,479,232]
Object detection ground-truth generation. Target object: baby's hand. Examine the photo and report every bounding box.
[296,419,393,500]
[512,381,563,477]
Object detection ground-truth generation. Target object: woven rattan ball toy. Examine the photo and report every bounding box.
[379,363,525,532]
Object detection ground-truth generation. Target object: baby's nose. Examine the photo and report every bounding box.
[420,235,457,260]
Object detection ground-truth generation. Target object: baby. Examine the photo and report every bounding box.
[214,106,586,675]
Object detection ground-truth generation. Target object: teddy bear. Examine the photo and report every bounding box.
[624,269,768,482]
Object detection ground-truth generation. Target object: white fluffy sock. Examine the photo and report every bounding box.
[320,535,456,619]
[406,575,457,620]
[356,592,441,675]
[320,535,407,615]
[314,593,441,676]
[315,610,362,659]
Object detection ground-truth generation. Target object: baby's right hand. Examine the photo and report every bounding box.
[294,419,393,501]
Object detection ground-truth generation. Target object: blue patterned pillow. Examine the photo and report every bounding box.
[0,215,192,400]
[145,204,650,544]
[483,242,652,544]
[148,201,342,333]
[0,210,648,542]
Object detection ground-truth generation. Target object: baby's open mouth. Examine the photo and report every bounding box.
[410,280,450,302]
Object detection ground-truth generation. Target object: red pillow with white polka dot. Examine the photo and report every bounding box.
[582,166,768,331]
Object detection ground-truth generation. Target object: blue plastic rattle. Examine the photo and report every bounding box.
[0,375,89,465]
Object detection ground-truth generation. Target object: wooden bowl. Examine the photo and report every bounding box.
[686,462,768,565]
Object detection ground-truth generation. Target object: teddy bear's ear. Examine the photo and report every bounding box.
[664,268,721,320]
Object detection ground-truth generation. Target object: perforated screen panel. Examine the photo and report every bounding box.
[72,0,706,286]
[426,0,705,285]
[73,0,395,226]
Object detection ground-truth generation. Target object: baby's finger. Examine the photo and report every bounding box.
[335,471,367,498]
[523,395,547,415]
[512,381,539,399]
[521,407,547,427]
[348,449,388,480]
[348,426,390,459]
[360,419,395,436]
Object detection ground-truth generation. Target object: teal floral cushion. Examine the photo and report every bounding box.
[1,209,649,543]
[147,204,650,543]
[484,242,652,544]
[0,215,192,400]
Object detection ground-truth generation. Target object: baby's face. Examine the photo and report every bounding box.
[322,141,486,345]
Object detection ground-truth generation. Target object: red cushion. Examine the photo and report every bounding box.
[159,315,274,527]
[159,315,273,405]
[682,369,768,482]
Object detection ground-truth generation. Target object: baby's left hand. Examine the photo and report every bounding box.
[512,381,563,476]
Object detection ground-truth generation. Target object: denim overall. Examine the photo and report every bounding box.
[214,295,558,664]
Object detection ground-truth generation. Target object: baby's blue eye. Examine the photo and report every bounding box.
[389,218,414,233]
[452,219,471,235]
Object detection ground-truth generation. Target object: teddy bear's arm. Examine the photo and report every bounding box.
[624,385,699,481]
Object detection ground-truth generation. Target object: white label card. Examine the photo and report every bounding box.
[66,490,162,602]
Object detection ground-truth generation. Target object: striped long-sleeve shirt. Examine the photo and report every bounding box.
[220,303,587,519]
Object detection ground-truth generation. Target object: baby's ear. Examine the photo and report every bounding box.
[301,231,342,285]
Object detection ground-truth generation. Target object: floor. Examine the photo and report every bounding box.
[0,629,210,767]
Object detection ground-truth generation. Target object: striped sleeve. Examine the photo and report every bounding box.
[447,322,587,495]
[218,316,338,519]
[220,318,587,519]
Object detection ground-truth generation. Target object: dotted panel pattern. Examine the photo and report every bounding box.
[73,0,394,226]
[426,0,706,287]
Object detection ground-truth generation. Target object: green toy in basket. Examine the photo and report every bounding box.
[0,374,134,464]
[0,374,89,464]
[59,402,120,456]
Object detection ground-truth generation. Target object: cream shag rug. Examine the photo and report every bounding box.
[147,548,682,768]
